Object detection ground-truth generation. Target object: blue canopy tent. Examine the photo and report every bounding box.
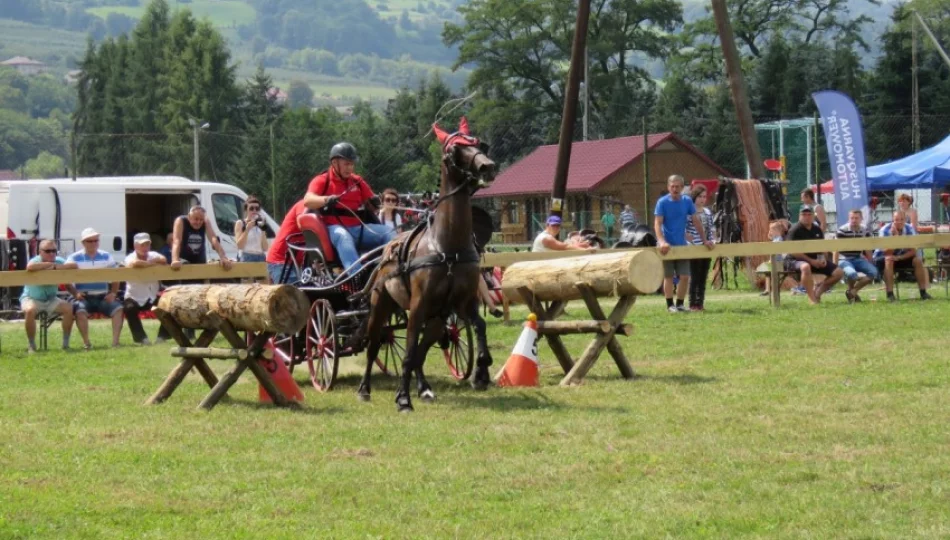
[867,134,950,189]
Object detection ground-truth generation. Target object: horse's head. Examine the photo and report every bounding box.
[433,117,496,193]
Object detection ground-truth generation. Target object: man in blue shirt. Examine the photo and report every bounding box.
[873,211,931,302]
[21,239,78,352]
[654,175,713,312]
[66,228,124,349]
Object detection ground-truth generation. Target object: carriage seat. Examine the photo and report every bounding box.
[296,212,337,264]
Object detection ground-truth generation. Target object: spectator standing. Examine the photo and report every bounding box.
[378,188,403,232]
[834,209,879,303]
[170,206,232,270]
[896,193,920,231]
[67,228,124,349]
[234,196,269,262]
[600,207,616,240]
[654,175,713,313]
[158,232,174,261]
[21,239,77,352]
[685,185,716,311]
[532,216,590,252]
[784,206,844,304]
[800,189,827,233]
[123,233,168,345]
[873,211,931,302]
[620,205,637,229]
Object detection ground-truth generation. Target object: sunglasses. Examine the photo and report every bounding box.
[41,249,57,254]
[83,239,100,244]
[247,206,260,211]
[384,198,398,203]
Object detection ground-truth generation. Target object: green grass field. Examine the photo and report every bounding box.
[86,0,256,27]
[0,19,88,67]
[2,289,950,537]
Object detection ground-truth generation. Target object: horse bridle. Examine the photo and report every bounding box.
[430,136,491,211]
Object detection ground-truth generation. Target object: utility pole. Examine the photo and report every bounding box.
[189,118,208,182]
[550,0,592,218]
[583,44,589,142]
[270,122,278,217]
[710,0,765,180]
[912,15,920,153]
[912,10,950,69]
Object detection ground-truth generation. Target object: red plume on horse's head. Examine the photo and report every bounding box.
[458,117,470,136]
[433,123,450,145]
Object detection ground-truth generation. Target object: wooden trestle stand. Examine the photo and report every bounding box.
[145,284,310,410]
[502,250,663,386]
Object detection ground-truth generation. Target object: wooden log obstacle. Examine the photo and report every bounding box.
[501,250,663,386]
[145,284,310,410]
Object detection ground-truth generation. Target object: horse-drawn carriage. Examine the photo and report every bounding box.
[271,211,475,392]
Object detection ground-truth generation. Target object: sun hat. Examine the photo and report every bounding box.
[133,232,152,245]
[81,227,101,241]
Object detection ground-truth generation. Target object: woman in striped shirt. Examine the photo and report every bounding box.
[685,185,716,311]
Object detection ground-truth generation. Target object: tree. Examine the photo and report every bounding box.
[287,80,314,109]
[24,151,65,179]
[443,0,681,122]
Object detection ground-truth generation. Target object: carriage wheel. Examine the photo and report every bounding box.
[375,310,407,377]
[442,314,474,381]
[270,333,297,373]
[305,299,339,392]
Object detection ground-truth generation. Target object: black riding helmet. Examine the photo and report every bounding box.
[329,142,358,162]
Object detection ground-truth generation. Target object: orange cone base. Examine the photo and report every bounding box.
[497,354,539,387]
[259,343,305,403]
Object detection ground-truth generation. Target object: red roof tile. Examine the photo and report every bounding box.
[475,132,730,198]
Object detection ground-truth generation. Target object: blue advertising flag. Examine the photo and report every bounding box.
[812,90,870,228]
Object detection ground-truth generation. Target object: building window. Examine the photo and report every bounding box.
[505,201,520,224]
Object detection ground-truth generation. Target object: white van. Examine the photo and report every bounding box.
[0,176,279,260]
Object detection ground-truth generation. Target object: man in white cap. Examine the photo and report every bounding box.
[123,232,168,345]
[66,227,123,349]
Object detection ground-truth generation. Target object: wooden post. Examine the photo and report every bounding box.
[146,358,196,405]
[170,347,275,361]
[198,362,250,411]
[769,254,781,307]
[536,320,611,334]
[562,283,637,384]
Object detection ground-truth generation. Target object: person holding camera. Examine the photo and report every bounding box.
[234,195,269,262]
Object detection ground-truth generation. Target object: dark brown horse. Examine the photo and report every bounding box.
[359,119,496,412]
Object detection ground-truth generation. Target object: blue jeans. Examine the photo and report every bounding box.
[240,252,266,262]
[267,262,297,285]
[73,294,123,317]
[328,224,396,272]
[839,258,879,282]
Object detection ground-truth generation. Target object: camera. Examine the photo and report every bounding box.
[247,217,264,228]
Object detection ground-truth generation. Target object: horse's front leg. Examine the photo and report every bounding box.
[397,305,427,412]
[415,318,448,402]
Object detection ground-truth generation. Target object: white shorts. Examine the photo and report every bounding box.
[22,297,66,317]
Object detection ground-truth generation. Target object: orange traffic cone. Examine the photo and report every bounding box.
[496,313,540,387]
[258,337,305,403]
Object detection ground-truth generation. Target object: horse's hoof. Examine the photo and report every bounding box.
[420,389,436,402]
[396,393,413,412]
[471,379,490,392]
[357,392,371,402]
[398,405,414,413]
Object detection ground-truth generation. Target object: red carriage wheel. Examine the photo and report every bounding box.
[270,333,296,372]
[375,310,407,376]
[306,299,339,392]
[442,314,474,381]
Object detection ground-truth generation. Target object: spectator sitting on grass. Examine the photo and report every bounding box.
[834,209,879,304]
[784,206,844,305]
[21,239,77,353]
[872,211,932,302]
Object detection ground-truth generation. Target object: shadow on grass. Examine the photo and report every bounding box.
[227,398,346,415]
[637,373,719,385]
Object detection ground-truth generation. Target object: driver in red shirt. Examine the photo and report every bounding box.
[303,142,395,272]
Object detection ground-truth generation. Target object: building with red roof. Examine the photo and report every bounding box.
[474,132,732,242]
